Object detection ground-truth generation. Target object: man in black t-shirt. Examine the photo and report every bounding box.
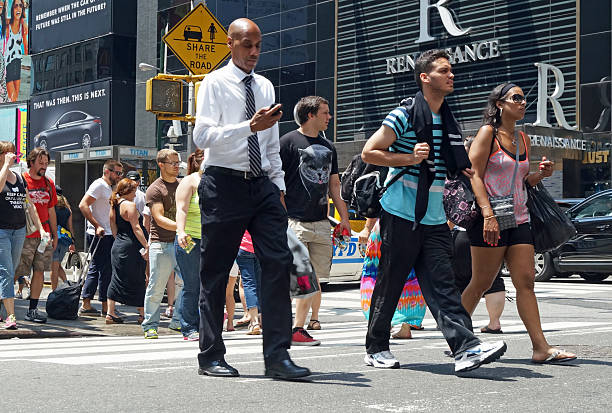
[280,96,350,346]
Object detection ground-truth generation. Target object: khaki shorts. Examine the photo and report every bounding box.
[288,219,332,280]
[15,237,53,275]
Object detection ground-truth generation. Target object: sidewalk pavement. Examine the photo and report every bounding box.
[0,285,181,340]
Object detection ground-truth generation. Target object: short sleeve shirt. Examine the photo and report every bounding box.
[146,177,179,243]
[380,107,447,225]
[280,130,339,222]
[85,178,112,235]
[23,172,57,238]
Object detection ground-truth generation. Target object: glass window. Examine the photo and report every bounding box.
[45,56,56,72]
[580,82,611,132]
[281,24,316,48]
[254,13,281,34]
[580,32,611,84]
[279,81,315,121]
[248,0,280,19]
[281,5,316,29]
[259,69,280,86]
[572,193,612,218]
[262,32,281,52]
[280,62,315,85]
[281,0,316,12]
[316,39,334,79]
[316,1,334,41]
[218,0,248,26]
[580,0,611,35]
[258,51,280,71]
[281,42,316,66]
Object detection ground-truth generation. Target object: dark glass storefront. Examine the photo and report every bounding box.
[335,0,611,198]
[157,0,335,145]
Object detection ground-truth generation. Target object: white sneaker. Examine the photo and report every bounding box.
[455,341,507,373]
[364,350,400,369]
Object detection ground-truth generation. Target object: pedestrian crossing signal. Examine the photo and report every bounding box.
[146,78,184,115]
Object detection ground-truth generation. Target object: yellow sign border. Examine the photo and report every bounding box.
[162,3,230,75]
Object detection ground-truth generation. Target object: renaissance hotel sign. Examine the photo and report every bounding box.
[385,0,502,74]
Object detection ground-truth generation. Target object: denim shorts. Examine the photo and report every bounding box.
[53,242,70,262]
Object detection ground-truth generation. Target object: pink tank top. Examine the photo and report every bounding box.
[484,132,530,225]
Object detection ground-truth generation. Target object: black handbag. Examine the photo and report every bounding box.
[526,182,577,253]
[489,138,520,231]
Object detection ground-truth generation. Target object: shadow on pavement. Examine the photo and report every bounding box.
[400,359,555,382]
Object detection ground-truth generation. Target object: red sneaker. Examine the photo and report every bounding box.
[291,327,321,346]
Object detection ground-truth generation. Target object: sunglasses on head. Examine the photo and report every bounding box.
[505,93,526,104]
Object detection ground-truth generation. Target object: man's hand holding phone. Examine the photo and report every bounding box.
[249,104,283,133]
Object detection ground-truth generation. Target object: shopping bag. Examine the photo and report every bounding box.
[526,182,577,253]
[287,226,320,299]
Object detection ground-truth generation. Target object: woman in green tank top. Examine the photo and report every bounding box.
[175,150,204,340]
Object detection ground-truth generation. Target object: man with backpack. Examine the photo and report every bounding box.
[280,96,350,345]
[361,49,507,373]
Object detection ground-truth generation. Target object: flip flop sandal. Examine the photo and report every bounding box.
[307,320,321,330]
[409,325,425,330]
[481,326,503,334]
[105,314,124,324]
[137,315,144,325]
[532,349,577,364]
[235,319,250,328]
[78,307,101,316]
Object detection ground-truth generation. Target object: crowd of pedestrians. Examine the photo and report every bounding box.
[0,17,578,379]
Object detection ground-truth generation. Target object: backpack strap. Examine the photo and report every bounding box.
[380,96,416,193]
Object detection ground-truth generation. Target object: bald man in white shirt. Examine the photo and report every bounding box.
[193,18,310,380]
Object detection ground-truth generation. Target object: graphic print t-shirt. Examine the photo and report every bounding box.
[146,177,179,243]
[380,108,447,225]
[23,172,57,238]
[280,130,339,222]
[0,173,27,229]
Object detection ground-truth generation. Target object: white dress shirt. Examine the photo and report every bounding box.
[193,59,285,191]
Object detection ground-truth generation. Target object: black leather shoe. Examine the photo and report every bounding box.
[198,360,239,377]
[265,358,311,380]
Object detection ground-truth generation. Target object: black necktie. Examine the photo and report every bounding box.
[243,75,262,176]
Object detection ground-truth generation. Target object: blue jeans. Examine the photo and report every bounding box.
[142,241,177,332]
[236,249,261,310]
[82,234,114,302]
[175,237,201,336]
[0,227,26,299]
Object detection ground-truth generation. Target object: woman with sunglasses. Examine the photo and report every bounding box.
[0,1,9,103]
[4,0,27,102]
[463,83,576,364]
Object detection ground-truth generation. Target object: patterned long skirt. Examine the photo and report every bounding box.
[360,221,426,327]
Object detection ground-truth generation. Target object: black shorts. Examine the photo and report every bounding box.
[452,230,505,295]
[467,220,534,248]
[5,59,21,82]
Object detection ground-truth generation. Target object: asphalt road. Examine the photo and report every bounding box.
[1,276,611,412]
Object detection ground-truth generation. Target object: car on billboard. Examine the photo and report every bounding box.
[33,110,102,151]
[534,189,612,282]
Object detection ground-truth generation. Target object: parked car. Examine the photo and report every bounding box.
[34,111,102,151]
[534,189,612,282]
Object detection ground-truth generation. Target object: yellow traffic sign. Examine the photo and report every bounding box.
[163,4,230,75]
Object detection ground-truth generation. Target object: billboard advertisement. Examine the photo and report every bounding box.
[0,103,27,160]
[29,80,111,156]
[30,0,112,53]
[1,0,30,103]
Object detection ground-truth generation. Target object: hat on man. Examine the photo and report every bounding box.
[126,171,141,181]
[55,185,63,196]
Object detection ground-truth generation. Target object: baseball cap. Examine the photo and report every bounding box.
[55,185,63,196]
[126,171,141,181]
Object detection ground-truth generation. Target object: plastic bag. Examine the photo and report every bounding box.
[526,182,576,253]
[287,226,320,299]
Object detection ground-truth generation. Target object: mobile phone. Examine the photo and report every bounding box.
[268,103,282,116]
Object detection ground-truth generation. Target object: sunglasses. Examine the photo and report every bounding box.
[505,93,526,104]
[161,161,180,167]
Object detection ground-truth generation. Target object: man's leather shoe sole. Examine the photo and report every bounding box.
[198,361,239,377]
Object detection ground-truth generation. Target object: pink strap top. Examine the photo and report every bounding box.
[484,132,530,225]
[240,230,254,253]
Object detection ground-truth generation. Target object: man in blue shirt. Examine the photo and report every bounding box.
[361,49,507,373]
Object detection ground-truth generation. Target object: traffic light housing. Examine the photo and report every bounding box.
[146,77,184,115]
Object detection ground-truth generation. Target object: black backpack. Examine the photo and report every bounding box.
[340,97,415,218]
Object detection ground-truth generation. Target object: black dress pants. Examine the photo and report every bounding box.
[365,211,481,355]
[197,170,293,367]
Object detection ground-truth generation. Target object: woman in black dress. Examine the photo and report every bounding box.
[106,178,148,324]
